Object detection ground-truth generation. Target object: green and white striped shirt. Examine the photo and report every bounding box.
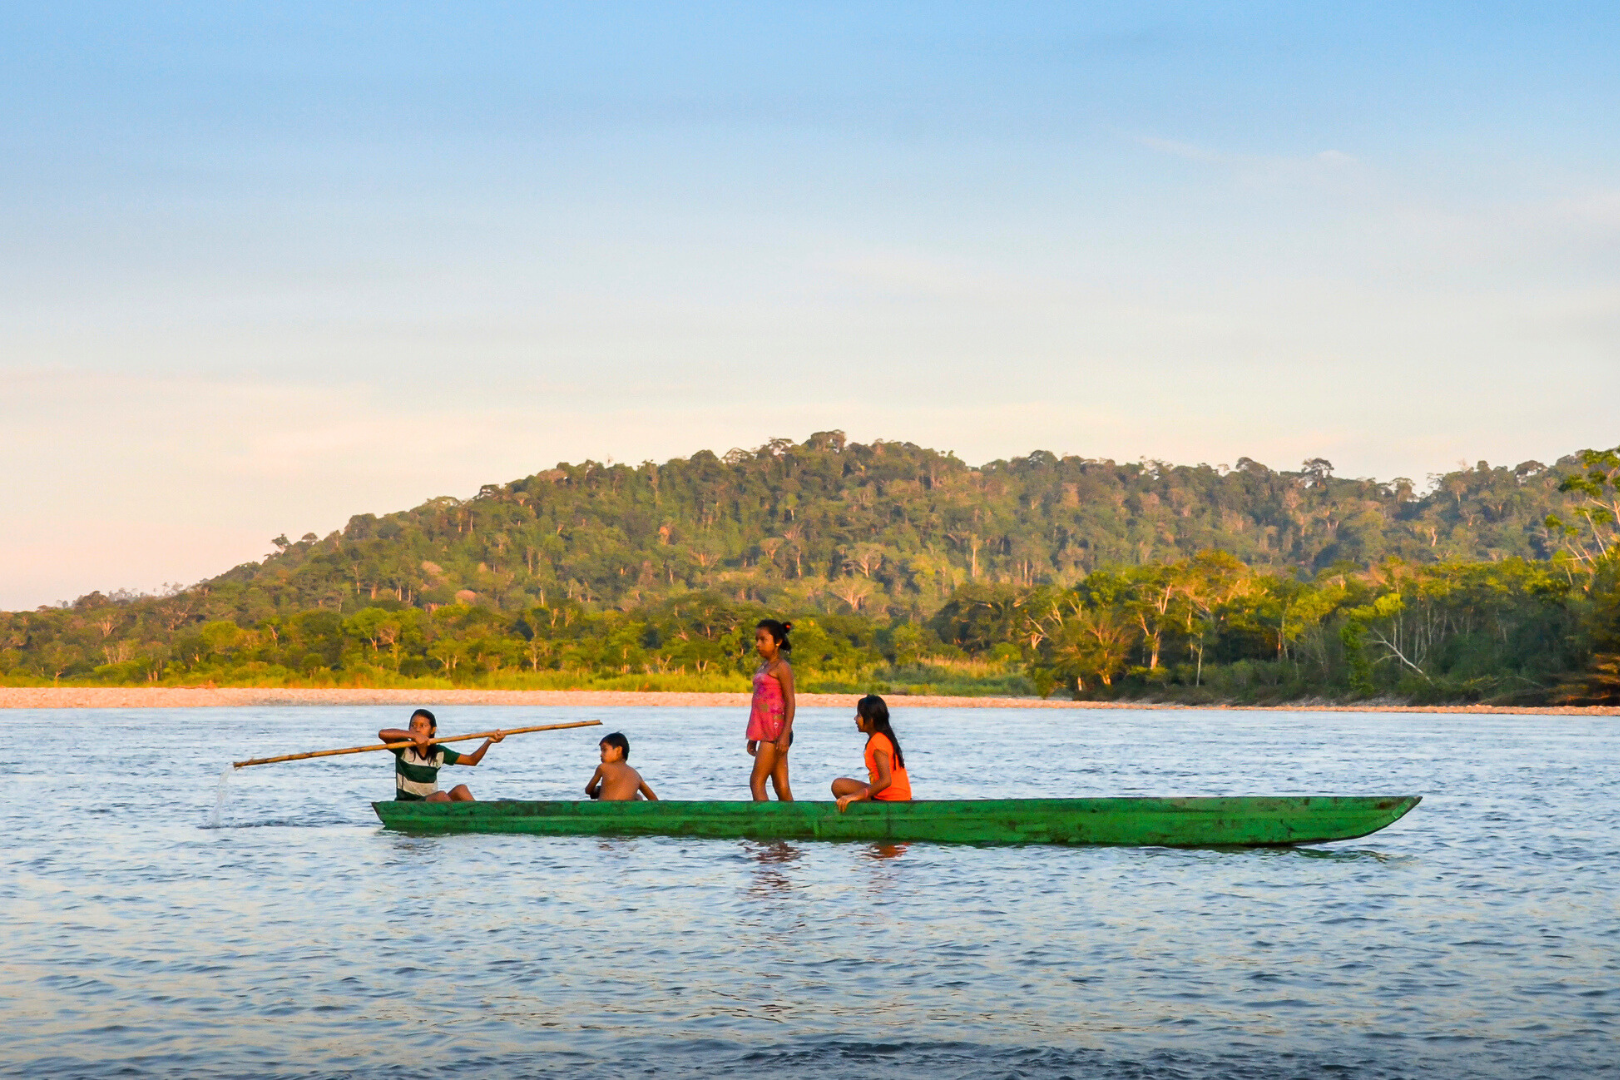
[392,744,462,800]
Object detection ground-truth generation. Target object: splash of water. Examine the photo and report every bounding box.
[210,764,235,828]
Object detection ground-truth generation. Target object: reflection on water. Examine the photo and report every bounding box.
[861,842,909,861]
[2,704,1617,1079]
[746,839,804,866]
[1285,845,1403,863]
[745,840,803,897]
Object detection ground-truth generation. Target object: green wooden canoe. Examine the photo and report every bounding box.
[372,794,1420,847]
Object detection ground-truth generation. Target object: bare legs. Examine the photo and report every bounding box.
[424,784,475,803]
[770,750,792,801]
[830,777,869,800]
[750,742,793,801]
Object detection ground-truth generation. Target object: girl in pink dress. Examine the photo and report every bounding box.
[747,619,796,801]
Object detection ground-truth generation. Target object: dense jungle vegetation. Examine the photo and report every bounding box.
[4,433,1618,704]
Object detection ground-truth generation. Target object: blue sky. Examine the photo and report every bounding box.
[2,3,1618,606]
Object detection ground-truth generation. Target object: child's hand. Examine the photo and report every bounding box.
[836,794,858,813]
[489,730,505,743]
[746,740,758,757]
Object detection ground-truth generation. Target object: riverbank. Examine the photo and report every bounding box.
[0,686,1615,713]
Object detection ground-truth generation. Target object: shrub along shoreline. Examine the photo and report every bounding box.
[5,549,1617,706]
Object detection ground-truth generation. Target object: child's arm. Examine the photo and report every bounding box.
[379,728,430,751]
[585,766,604,799]
[866,749,894,798]
[773,661,796,752]
[837,751,891,811]
[455,730,504,765]
[637,778,659,801]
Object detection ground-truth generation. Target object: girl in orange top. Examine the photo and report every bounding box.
[832,694,911,811]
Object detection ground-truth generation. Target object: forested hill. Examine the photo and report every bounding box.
[8,433,1618,703]
[204,430,1577,622]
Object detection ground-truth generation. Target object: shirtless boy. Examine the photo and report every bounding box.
[585,732,658,801]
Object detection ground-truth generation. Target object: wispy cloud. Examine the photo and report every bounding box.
[1132,132,1366,188]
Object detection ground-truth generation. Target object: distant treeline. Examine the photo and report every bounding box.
[4,436,1618,704]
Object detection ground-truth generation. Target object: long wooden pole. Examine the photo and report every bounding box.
[232,719,602,769]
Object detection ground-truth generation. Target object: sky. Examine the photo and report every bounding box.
[2,2,1618,608]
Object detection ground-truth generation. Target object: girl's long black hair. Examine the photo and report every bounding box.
[856,694,903,769]
[756,619,793,654]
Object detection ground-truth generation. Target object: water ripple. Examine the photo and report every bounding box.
[1,705,1615,1079]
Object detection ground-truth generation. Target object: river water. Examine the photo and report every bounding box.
[2,706,1615,1079]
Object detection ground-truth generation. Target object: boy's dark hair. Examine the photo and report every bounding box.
[410,708,437,732]
[756,619,793,653]
[856,694,904,769]
[601,731,630,759]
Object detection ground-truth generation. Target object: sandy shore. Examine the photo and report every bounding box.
[0,686,1613,714]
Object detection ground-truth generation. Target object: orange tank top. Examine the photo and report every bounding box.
[863,731,911,801]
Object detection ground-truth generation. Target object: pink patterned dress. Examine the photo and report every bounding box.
[747,667,787,742]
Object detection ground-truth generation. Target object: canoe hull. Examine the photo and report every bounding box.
[371,795,1420,847]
